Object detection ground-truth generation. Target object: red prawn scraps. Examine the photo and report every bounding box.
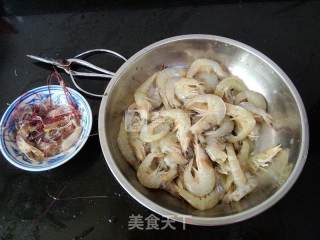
[13,69,82,160]
[47,67,81,124]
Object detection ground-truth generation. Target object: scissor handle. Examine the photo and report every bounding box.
[70,70,113,79]
[68,49,127,98]
[74,49,127,62]
[67,58,116,76]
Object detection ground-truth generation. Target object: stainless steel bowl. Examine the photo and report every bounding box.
[98,35,309,225]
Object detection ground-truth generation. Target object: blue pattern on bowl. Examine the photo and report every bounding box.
[0,85,92,171]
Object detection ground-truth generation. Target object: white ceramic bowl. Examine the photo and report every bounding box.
[0,85,92,171]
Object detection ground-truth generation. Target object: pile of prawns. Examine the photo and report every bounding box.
[118,58,291,210]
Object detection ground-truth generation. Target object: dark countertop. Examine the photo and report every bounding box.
[0,1,319,239]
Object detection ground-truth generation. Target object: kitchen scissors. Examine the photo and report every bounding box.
[27,49,127,98]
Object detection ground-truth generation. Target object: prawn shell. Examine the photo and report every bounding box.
[16,134,44,162]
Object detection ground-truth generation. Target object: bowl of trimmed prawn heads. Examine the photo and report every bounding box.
[0,85,92,171]
[98,35,309,225]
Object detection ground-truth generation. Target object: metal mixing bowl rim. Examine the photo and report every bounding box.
[98,34,309,226]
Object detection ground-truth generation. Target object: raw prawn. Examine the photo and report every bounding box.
[205,116,234,138]
[226,103,256,143]
[159,109,191,153]
[187,58,228,79]
[224,144,257,202]
[183,140,216,197]
[134,73,160,112]
[159,133,188,165]
[235,90,267,110]
[249,145,282,170]
[117,119,139,170]
[185,94,226,134]
[237,139,251,169]
[156,67,186,109]
[129,131,146,162]
[175,179,224,210]
[194,72,219,91]
[215,77,248,103]
[174,78,205,103]
[239,102,272,126]
[205,137,228,174]
[139,117,173,143]
[257,148,292,186]
[185,94,226,123]
[137,152,177,189]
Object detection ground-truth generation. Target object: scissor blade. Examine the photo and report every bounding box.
[26,55,61,66]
